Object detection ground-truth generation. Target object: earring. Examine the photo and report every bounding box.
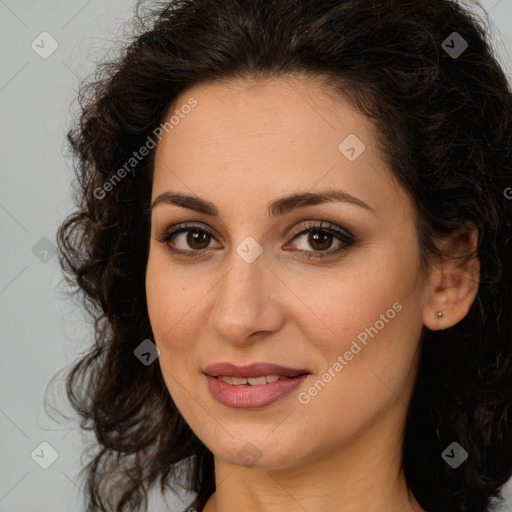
[435,311,443,318]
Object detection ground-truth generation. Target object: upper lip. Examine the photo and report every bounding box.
[203,362,310,378]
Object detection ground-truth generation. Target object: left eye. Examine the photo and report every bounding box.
[157,221,356,260]
[284,221,356,259]
[289,229,346,252]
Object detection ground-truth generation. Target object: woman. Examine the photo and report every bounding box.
[55,0,512,511]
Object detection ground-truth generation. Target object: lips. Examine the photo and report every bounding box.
[203,362,311,408]
[203,362,310,379]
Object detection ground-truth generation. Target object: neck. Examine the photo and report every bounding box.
[201,398,425,512]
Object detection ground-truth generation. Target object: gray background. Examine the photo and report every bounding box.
[1,0,511,511]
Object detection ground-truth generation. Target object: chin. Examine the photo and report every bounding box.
[206,432,307,470]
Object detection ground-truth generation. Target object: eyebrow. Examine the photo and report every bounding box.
[150,188,375,218]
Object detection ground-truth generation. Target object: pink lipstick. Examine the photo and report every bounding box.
[203,362,310,409]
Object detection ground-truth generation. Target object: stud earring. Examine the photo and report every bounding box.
[435,311,443,318]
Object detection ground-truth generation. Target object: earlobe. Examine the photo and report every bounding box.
[422,226,480,331]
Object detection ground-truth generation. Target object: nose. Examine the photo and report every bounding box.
[208,245,285,347]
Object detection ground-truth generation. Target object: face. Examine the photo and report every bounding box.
[146,76,429,470]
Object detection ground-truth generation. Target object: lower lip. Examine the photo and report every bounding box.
[205,374,309,409]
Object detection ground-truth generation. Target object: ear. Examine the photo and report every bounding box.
[423,224,480,331]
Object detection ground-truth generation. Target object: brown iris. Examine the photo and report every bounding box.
[187,229,211,249]
[308,230,333,251]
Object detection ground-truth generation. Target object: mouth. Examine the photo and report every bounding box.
[203,362,311,408]
[214,375,291,385]
[203,361,310,379]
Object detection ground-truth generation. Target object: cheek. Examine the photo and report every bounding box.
[146,255,170,338]
[314,251,416,337]
[146,256,201,413]
[145,248,213,387]
[304,233,423,384]
[146,252,192,360]
[146,248,191,335]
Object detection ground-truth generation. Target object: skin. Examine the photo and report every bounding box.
[145,75,480,512]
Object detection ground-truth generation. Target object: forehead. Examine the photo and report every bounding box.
[157,75,371,154]
[151,75,406,218]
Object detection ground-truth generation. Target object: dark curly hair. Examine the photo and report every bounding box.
[53,0,512,511]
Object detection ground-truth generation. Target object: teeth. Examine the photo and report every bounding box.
[217,374,284,385]
[247,376,267,386]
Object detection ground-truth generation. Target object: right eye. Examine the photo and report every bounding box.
[157,223,222,258]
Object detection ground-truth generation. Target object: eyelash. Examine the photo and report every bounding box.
[156,221,356,261]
